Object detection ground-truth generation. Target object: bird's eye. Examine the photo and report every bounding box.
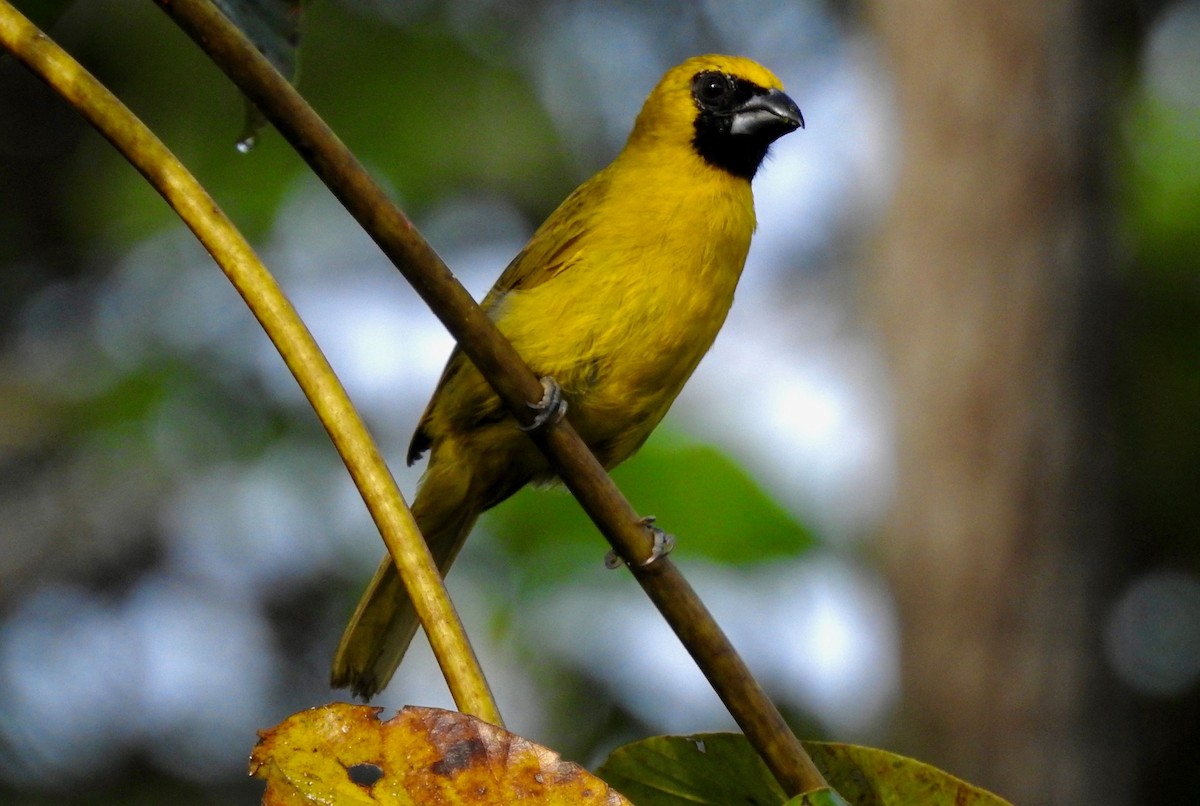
[693,72,732,107]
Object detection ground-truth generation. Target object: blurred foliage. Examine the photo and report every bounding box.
[1111,25,1200,801]
[1117,91,1200,559]
[0,1,568,279]
[5,0,71,29]
[1122,98,1200,271]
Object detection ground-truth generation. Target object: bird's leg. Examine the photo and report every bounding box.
[518,376,568,432]
[605,516,676,569]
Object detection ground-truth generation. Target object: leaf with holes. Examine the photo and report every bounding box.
[250,703,631,805]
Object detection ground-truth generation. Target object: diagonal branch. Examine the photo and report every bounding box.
[154,0,828,796]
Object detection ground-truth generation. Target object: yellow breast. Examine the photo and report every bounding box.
[494,145,756,464]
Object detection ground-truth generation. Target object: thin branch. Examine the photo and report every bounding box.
[153,0,828,795]
[0,0,502,727]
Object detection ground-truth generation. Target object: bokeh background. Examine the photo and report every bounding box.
[1,1,1198,803]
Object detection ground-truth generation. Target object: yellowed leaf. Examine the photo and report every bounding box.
[251,703,630,805]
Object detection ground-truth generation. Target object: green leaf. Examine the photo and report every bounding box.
[213,0,304,80]
[597,733,787,805]
[610,430,816,564]
[487,427,814,586]
[784,789,852,806]
[805,741,1011,805]
[211,0,307,150]
[596,733,1012,806]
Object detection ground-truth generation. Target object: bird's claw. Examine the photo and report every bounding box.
[518,376,568,432]
[605,516,676,569]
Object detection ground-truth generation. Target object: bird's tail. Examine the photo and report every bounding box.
[330,459,479,700]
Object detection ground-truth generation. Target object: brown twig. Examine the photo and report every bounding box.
[153,0,828,795]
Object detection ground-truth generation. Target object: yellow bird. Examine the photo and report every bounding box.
[332,54,803,699]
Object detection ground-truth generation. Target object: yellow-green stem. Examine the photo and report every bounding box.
[0,0,502,727]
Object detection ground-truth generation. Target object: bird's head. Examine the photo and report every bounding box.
[627,54,804,180]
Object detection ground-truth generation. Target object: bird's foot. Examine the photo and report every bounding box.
[518,376,568,432]
[605,516,676,569]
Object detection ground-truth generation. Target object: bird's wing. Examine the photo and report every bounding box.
[481,176,604,304]
[406,174,609,465]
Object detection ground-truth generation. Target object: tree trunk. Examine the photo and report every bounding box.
[862,3,1126,803]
